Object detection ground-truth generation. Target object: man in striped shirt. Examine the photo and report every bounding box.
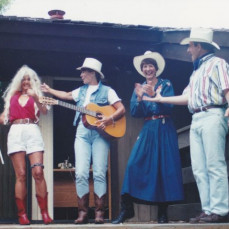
[143,28,229,223]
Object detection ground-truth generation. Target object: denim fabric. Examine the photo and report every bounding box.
[190,108,229,215]
[74,121,110,198]
[73,81,110,126]
[121,79,184,202]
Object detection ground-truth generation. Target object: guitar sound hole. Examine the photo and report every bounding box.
[96,112,103,120]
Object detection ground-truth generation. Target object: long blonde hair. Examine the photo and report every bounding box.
[3,65,44,123]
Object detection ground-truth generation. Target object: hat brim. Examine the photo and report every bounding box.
[180,37,220,50]
[133,52,165,77]
[76,66,105,79]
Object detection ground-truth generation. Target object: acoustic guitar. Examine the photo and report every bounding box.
[39,96,126,139]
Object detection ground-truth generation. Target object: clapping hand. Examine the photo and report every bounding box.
[135,83,144,100]
[142,84,155,97]
[143,85,162,102]
[135,83,156,100]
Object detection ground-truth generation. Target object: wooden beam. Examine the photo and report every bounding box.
[168,203,201,221]
[162,44,190,62]
[0,18,162,43]
[177,125,190,149]
[0,33,162,57]
[182,166,195,184]
[162,30,189,44]
[162,29,229,63]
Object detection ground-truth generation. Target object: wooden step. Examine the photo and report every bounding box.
[0,223,228,229]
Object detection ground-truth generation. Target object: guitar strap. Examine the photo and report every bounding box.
[73,86,87,126]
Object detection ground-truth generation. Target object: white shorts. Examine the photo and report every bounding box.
[7,124,45,155]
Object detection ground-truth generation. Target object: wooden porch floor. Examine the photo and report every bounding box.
[0,223,228,229]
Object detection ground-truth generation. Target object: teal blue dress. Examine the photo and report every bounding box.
[121,78,184,202]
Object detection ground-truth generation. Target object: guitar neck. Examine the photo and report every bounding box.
[57,100,97,117]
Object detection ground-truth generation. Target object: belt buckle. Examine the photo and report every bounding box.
[198,107,207,112]
[25,118,30,124]
[202,107,208,112]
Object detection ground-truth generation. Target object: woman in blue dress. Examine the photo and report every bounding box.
[112,51,184,224]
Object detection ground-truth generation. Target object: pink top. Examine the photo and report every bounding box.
[9,92,39,122]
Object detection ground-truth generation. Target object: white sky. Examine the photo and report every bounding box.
[3,0,229,29]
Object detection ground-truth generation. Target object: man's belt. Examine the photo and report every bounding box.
[193,105,226,113]
[145,115,169,121]
[12,118,37,124]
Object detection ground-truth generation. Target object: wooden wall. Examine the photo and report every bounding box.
[0,81,17,221]
[0,125,17,221]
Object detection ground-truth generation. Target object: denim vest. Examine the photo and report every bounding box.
[73,81,110,126]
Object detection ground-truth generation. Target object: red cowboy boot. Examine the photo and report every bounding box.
[74,193,89,224]
[15,197,30,225]
[36,192,53,224]
[94,193,106,224]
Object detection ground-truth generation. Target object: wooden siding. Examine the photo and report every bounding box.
[0,125,17,220]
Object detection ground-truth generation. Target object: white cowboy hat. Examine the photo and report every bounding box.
[133,51,165,77]
[76,58,105,79]
[180,28,220,50]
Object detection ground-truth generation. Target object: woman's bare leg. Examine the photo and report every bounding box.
[28,151,47,198]
[29,151,52,224]
[11,151,30,225]
[10,152,27,199]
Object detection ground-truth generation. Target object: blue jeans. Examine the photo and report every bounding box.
[74,121,110,198]
[190,108,229,216]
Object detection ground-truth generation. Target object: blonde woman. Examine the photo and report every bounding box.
[0,65,52,225]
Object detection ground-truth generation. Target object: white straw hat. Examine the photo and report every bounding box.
[76,58,105,79]
[180,28,220,50]
[133,51,165,77]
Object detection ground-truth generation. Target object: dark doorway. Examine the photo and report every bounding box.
[53,79,82,169]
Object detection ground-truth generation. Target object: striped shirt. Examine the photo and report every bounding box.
[183,53,229,113]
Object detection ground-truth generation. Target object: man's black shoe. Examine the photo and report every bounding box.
[199,213,228,223]
[189,212,208,224]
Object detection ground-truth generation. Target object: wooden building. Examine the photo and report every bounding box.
[0,15,229,223]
